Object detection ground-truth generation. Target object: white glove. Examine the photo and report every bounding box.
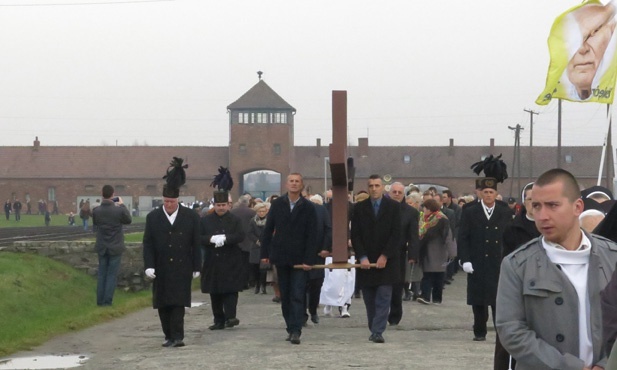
[462,262,474,274]
[210,235,220,244]
[192,271,200,279]
[145,268,156,279]
[215,235,226,247]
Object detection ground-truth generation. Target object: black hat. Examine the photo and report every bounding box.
[213,190,229,204]
[162,157,188,198]
[479,177,497,190]
[507,197,516,204]
[211,166,234,192]
[470,154,508,183]
[475,178,483,189]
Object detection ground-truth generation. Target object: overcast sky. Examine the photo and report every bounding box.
[0,0,614,148]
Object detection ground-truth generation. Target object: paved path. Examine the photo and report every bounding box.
[4,274,496,369]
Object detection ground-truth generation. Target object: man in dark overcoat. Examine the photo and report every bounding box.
[201,191,246,330]
[458,177,512,341]
[351,174,401,343]
[260,173,318,345]
[387,181,419,325]
[230,194,255,288]
[143,159,201,348]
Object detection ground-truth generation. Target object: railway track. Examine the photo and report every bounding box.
[0,224,144,248]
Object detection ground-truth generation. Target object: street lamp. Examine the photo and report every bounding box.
[324,156,330,194]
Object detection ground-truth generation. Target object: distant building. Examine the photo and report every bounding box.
[0,76,613,214]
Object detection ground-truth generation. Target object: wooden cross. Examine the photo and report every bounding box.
[296,91,375,270]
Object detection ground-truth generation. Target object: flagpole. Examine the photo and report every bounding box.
[557,99,562,168]
[598,104,613,186]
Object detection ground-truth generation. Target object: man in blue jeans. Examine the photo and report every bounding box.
[92,185,132,306]
[260,173,317,345]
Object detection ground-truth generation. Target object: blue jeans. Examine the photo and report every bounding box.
[97,253,122,306]
[362,285,393,336]
[276,265,307,335]
[82,218,89,231]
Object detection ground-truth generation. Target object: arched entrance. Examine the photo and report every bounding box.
[242,170,281,200]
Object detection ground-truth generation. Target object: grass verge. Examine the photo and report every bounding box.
[0,252,151,357]
[0,214,146,228]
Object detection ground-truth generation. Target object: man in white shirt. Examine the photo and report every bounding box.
[496,168,617,370]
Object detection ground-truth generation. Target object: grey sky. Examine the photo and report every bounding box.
[0,0,613,148]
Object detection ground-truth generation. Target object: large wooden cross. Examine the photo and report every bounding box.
[296,91,375,269]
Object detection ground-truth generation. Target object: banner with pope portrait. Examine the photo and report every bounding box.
[537,0,617,105]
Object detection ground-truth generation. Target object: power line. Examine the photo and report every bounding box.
[0,0,172,6]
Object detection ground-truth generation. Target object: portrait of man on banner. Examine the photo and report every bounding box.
[537,0,617,105]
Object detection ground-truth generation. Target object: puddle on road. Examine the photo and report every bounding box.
[0,354,89,369]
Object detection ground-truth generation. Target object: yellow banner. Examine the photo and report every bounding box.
[536,0,617,105]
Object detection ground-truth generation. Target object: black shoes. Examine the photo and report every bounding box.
[209,323,225,330]
[310,314,319,324]
[272,296,281,303]
[473,336,486,341]
[285,333,292,341]
[163,339,184,347]
[225,318,240,328]
[369,334,385,343]
[402,292,412,301]
[290,332,301,345]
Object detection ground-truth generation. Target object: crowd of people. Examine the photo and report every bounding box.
[81,157,617,368]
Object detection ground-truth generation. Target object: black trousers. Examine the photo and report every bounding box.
[388,282,404,325]
[306,278,324,316]
[210,292,238,324]
[472,304,496,338]
[158,305,185,341]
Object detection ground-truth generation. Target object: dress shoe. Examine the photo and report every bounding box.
[310,314,319,324]
[285,333,292,341]
[402,292,412,301]
[162,339,173,347]
[209,323,225,330]
[290,332,301,345]
[369,334,375,342]
[417,297,431,305]
[473,336,486,342]
[372,334,385,343]
[272,296,281,303]
[171,340,185,347]
[225,318,240,328]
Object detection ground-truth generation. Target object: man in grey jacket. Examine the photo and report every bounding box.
[92,185,132,306]
[496,169,617,370]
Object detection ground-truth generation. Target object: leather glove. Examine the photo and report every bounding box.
[192,271,200,279]
[145,268,156,279]
[462,262,474,274]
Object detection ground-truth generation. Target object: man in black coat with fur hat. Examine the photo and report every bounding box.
[143,158,201,348]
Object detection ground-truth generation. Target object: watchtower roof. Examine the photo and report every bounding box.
[227,80,296,111]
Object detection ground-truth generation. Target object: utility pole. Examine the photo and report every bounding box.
[524,108,539,180]
[508,124,524,197]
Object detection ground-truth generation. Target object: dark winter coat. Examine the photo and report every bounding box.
[502,209,540,259]
[308,203,332,280]
[247,215,267,265]
[419,217,456,272]
[351,196,402,288]
[396,201,420,281]
[230,204,256,253]
[143,206,201,309]
[92,199,132,256]
[200,211,246,294]
[457,201,512,305]
[260,194,318,266]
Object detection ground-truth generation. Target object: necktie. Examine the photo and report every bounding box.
[374,202,379,216]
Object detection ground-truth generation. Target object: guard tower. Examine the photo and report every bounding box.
[227,72,296,197]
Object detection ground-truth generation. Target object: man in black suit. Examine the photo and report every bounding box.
[387,181,419,325]
[260,173,318,345]
[458,177,512,342]
[143,158,201,348]
[351,174,401,343]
